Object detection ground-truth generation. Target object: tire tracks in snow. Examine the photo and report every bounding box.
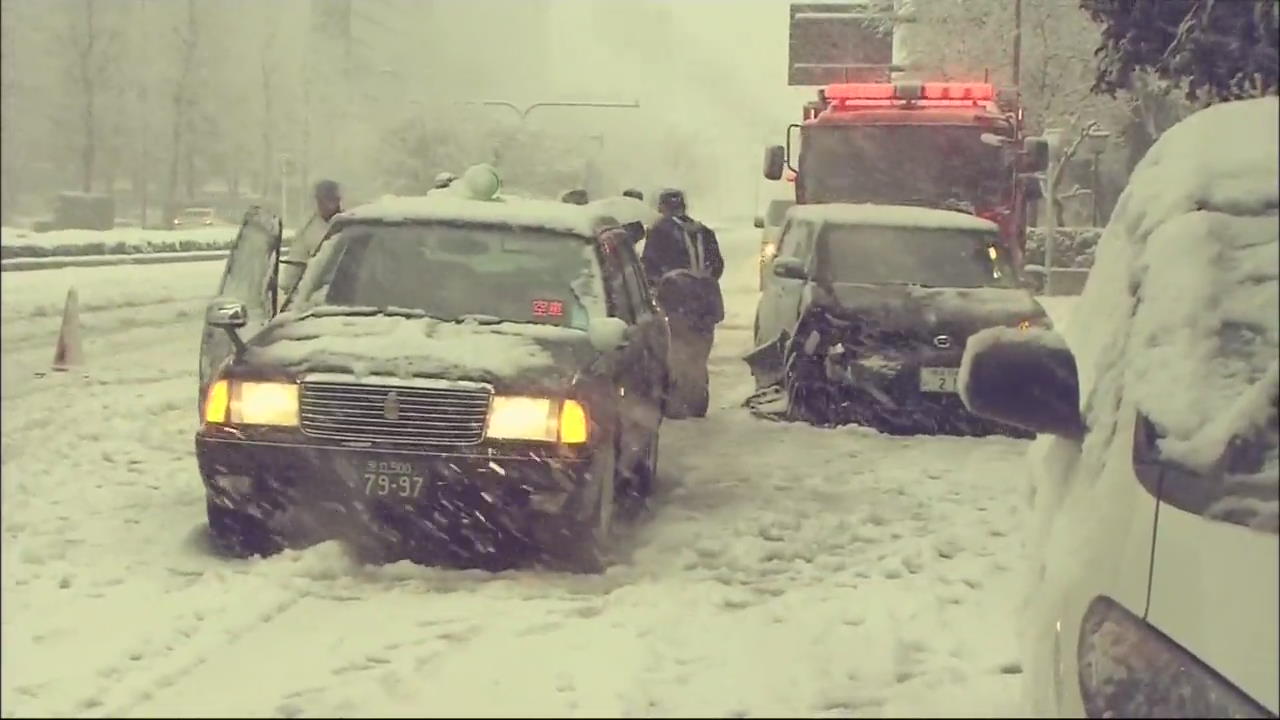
[73,580,309,718]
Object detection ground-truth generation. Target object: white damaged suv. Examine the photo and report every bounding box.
[960,97,1278,717]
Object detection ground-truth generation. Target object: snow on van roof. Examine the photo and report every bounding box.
[1067,97,1278,523]
[785,203,1000,232]
[336,194,613,238]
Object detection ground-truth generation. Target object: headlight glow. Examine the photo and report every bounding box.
[204,379,230,424]
[486,396,589,444]
[558,400,589,444]
[761,242,778,262]
[229,381,299,426]
[1016,315,1053,331]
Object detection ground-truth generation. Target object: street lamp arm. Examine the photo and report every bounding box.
[466,99,641,121]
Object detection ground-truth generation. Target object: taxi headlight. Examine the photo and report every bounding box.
[761,242,778,261]
[203,380,299,427]
[486,396,589,444]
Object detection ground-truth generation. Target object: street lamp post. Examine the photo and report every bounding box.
[1082,126,1111,227]
[465,99,640,172]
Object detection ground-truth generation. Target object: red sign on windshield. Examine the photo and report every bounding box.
[532,300,564,318]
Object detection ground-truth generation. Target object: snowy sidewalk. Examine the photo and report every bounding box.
[1,226,1046,717]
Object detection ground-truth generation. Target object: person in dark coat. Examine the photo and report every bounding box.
[642,188,724,418]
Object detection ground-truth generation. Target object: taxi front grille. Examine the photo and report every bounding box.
[299,382,491,445]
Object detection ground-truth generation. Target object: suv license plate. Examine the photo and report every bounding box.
[920,367,959,393]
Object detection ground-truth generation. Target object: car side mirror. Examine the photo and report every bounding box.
[206,298,248,329]
[1021,137,1050,173]
[1021,173,1045,201]
[620,220,645,243]
[206,298,250,356]
[754,216,765,229]
[772,257,809,281]
[959,327,1084,440]
[763,145,786,181]
[588,316,630,352]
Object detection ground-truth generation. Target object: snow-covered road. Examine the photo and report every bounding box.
[1,225,1072,718]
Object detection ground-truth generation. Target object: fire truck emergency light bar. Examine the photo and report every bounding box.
[824,81,996,103]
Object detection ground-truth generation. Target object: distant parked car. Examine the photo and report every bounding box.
[754,198,793,288]
[961,96,1278,718]
[174,207,218,228]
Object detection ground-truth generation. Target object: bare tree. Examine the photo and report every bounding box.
[164,0,201,222]
[0,0,22,221]
[61,0,123,194]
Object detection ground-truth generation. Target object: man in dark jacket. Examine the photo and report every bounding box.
[642,188,724,418]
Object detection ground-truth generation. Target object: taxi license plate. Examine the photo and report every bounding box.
[361,459,426,499]
[920,367,959,393]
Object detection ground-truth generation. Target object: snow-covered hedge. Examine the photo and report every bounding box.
[0,226,296,259]
[0,226,237,259]
[1023,227,1102,269]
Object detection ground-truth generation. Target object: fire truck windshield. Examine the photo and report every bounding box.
[798,124,1011,210]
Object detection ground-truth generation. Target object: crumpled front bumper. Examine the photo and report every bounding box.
[195,432,601,565]
[817,342,1031,437]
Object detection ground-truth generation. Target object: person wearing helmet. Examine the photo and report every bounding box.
[642,188,724,418]
[622,188,644,202]
[279,179,343,302]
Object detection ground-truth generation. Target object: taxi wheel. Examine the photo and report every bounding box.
[618,425,661,520]
[551,445,615,574]
[206,498,284,559]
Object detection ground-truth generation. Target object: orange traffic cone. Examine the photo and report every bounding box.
[51,287,83,372]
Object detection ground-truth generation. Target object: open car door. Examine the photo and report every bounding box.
[197,206,282,411]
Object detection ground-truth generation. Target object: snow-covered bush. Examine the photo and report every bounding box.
[1023,227,1102,269]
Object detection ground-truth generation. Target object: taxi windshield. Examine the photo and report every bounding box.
[291,222,606,329]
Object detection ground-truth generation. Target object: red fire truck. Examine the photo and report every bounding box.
[763,79,1049,265]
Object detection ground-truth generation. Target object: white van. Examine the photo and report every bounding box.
[959,96,1278,717]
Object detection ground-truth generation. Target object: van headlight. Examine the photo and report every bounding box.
[486,396,588,444]
[203,379,300,427]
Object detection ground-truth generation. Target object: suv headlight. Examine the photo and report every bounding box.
[486,396,588,444]
[203,379,300,427]
[1078,595,1273,718]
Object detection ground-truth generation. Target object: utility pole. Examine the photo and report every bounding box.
[1043,128,1064,296]
[280,154,292,229]
[1012,0,1022,88]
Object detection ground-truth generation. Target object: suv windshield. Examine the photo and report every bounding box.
[292,222,605,329]
[816,224,1018,289]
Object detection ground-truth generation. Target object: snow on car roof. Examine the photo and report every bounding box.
[785,203,1000,232]
[335,194,615,238]
[1068,97,1278,524]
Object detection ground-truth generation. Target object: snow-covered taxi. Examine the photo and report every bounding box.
[746,203,1050,435]
[961,97,1278,717]
[195,166,670,572]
